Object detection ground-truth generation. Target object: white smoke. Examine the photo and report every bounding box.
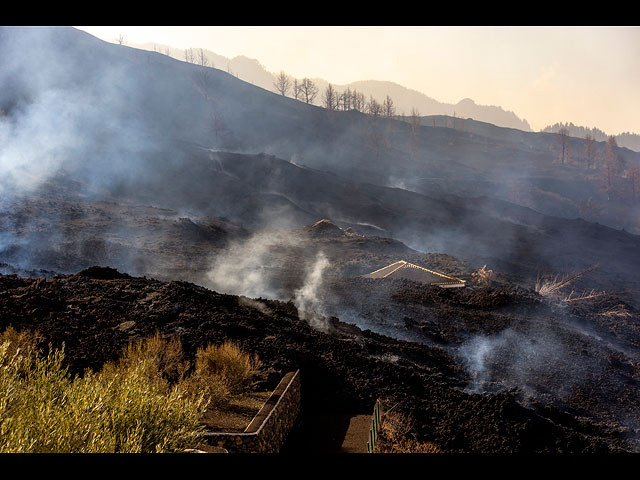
[293,251,330,331]
[0,89,84,194]
[238,296,272,316]
[458,332,507,393]
[205,231,295,300]
[458,324,591,400]
[205,232,333,330]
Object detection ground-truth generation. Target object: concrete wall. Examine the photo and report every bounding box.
[203,370,301,453]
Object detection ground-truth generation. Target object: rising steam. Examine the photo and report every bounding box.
[205,231,294,300]
[205,231,332,330]
[293,251,330,331]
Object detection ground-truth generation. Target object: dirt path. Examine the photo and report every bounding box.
[339,415,371,453]
[281,413,371,453]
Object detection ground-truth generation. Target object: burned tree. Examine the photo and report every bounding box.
[409,107,421,157]
[600,135,624,200]
[584,133,597,169]
[351,90,366,112]
[382,95,395,118]
[340,88,352,111]
[367,96,382,117]
[410,108,420,136]
[197,48,209,67]
[292,79,302,101]
[274,71,291,97]
[556,127,570,164]
[184,48,195,64]
[300,78,318,105]
[323,83,337,110]
[628,164,640,203]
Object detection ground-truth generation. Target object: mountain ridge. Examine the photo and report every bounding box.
[128,40,640,150]
[130,41,533,132]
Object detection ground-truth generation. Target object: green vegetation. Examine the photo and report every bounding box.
[0,327,261,453]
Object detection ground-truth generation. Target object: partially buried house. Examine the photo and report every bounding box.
[363,260,466,288]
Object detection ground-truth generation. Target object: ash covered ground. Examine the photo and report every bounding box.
[1,209,639,453]
[2,27,640,454]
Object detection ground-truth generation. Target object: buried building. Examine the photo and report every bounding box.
[363,260,466,288]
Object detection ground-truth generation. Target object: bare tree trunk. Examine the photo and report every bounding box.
[274,71,291,97]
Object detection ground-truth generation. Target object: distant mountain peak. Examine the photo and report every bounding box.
[456,98,476,106]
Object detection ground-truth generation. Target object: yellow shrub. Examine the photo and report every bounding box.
[118,331,189,386]
[194,341,262,395]
[375,407,441,454]
[0,328,263,452]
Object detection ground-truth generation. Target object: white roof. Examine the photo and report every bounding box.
[363,260,465,287]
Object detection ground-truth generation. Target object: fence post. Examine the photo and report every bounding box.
[367,399,383,453]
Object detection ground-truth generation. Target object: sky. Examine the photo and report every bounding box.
[74,26,640,135]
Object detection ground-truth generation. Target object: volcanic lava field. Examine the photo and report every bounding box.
[2,209,640,453]
[2,27,640,453]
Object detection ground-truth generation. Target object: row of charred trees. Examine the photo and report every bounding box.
[273,70,400,118]
[555,128,640,202]
[192,54,639,208]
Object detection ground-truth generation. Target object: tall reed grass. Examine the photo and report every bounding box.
[0,327,261,453]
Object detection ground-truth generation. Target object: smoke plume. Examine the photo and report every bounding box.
[293,251,330,331]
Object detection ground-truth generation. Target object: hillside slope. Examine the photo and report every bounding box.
[3,27,640,234]
[3,144,640,308]
[2,27,640,453]
[1,267,637,453]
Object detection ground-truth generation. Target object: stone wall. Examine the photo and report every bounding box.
[203,370,301,453]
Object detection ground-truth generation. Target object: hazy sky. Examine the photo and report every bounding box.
[75,26,640,135]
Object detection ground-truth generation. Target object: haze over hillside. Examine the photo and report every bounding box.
[131,41,640,151]
[542,122,640,152]
[2,26,640,303]
[3,26,640,454]
[133,42,532,131]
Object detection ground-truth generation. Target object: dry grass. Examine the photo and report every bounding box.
[379,438,441,453]
[535,264,599,299]
[563,289,607,303]
[0,326,43,373]
[375,407,440,454]
[119,331,190,385]
[0,331,207,452]
[194,341,262,396]
[471,265,494,287]
[599,304,633,318]
[535,274,564,297]
[0,328,262,453]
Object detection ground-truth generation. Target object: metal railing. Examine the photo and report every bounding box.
[366,399,383,453]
